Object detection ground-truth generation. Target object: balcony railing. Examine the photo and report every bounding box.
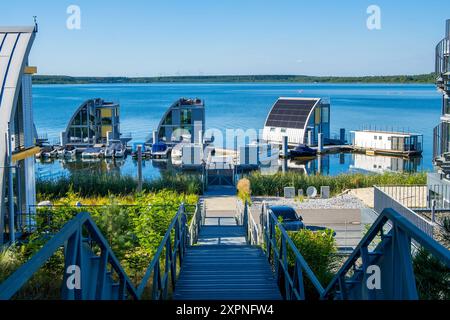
[436,37,450,79]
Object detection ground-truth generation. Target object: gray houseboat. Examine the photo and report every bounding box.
[60,98,123,148]
[152,98,205,145]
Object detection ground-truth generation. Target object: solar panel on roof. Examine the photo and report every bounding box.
[265,99,318,129]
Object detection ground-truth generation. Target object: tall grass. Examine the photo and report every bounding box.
[37,172,203,200]
[247,171,427,196]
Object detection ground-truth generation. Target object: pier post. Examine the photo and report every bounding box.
[152,131,157,144]
[318,133,323,153]
[137,145,143,192]
[282,136,288,158]
[307,130,312,146]
[340,128,346,144]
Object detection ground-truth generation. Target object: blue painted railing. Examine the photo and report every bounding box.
[260,203,325,300]
[0,212,138,300]
[0,203,197,300]
[321,208,450,300]
[136,204,188,299]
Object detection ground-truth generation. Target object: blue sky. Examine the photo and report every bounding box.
[1,1,449,76]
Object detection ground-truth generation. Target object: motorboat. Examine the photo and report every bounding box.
[104,145,115,158]
[64,147,77,158]
[151,142,170,159]
[49,148,58,158]
[289,144,317,158]
[114,144,125,158]
[56,147,66,158]
[82,147,103,159]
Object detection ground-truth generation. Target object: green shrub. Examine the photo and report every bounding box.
[287,229,337,298]
[36,172,203,200]
[2,190,198,298]
[413,247,450,300]
[247,171,427,196]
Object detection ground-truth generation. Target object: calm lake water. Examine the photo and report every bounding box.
[33,83,441,179]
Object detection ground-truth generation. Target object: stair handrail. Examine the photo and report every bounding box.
[321,208,450,300]
[436,37,450,78]
[0,212,138,300]
[261,203,325,299]
[136,203,188,299]
[188,201,203,245]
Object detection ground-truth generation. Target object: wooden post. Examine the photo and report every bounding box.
[137,145,143,192]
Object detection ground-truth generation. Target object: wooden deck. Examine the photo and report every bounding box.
[174,194,282,300]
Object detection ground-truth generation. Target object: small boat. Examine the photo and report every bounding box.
[49,149,58,158]
[64,147,77,158]
[104,145,115,158]
[151,142,169,159]
[56,147,66,158]
[82,147,103,159]
[289,144,317,158]
[114,144,125,158]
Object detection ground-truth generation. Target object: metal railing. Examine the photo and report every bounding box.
[374,186,434,238]
[260,202,325,300]
[436,37,450,78]
[136,204,188,299]
[236,200,260,245]
[0,212,138,300]
[188,201,204,245]
[322,208,450,300]
[0,203,192,300]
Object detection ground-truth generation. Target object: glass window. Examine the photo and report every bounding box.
[181,109,192,125]
[374,136,377,140]
[101,118,112,125]
[270,127,275,132]
[164,111,173,125]
[281,128,287,133]
[321,106,329,123]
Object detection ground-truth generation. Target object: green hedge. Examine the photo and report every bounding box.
[247,172,427,196]
[37,172,203,200]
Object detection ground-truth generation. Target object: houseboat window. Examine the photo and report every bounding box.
[164,111,173,125]
[101,118,112,125]
[388,137,392,141]
[270,127,275,132]
[181,109,192,125]
[281,128,287,133]
[374,136,377,140]
[321,106,329,123]
[379,136,382,140]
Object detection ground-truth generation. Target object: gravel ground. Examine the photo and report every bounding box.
[252,194,369,210]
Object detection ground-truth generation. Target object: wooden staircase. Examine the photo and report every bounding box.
[174,215,282,300]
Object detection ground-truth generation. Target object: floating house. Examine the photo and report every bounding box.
[60,98,123,148]
[153,98,205,145]
[0,26,39,243]
[351,130,423,156]
[262,97,330,146]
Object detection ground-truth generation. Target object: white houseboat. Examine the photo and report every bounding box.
[350,130,423,156]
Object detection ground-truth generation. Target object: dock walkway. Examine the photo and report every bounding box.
[174,188,282,300]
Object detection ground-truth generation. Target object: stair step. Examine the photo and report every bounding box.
[175,243,281,300]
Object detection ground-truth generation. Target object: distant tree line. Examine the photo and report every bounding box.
[32,73,437,85]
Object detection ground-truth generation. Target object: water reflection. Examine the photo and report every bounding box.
[35,152,423,181]
[285,153,423,176]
